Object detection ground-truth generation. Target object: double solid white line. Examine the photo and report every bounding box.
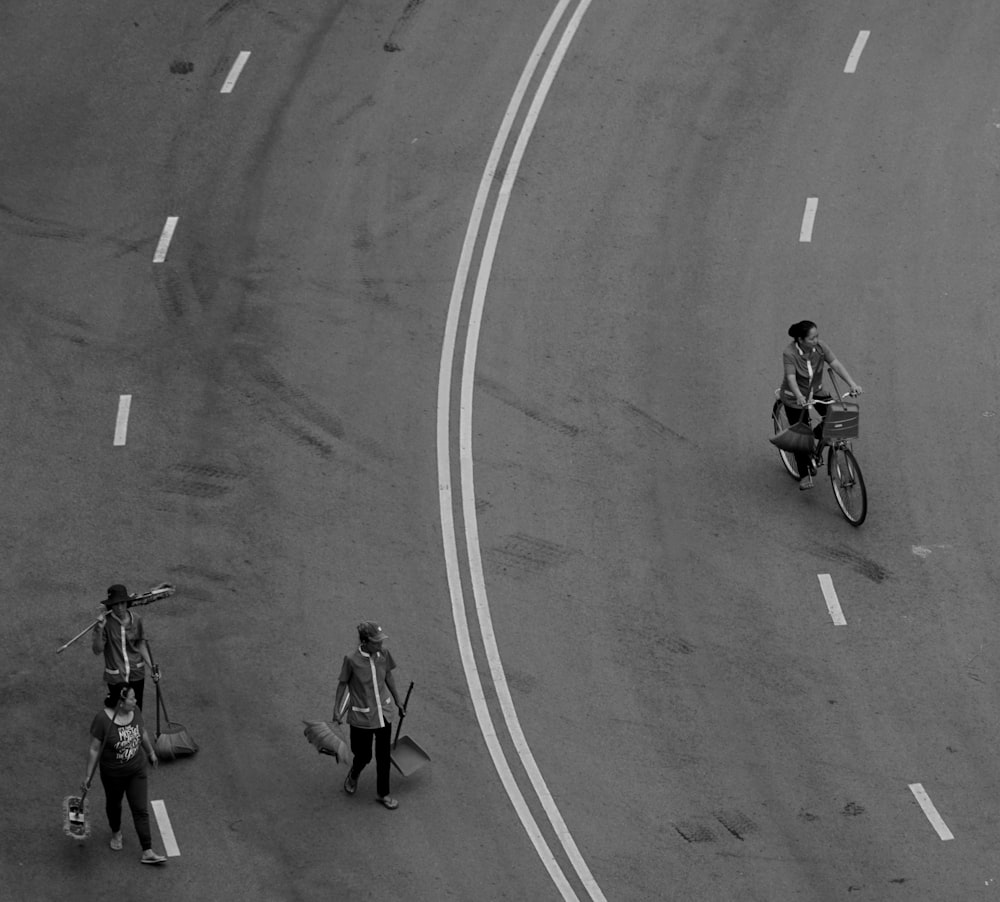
[436,0,604,899]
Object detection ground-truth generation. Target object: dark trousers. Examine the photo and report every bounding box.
[349,723,392,797]
[784,400,829,478]
[100,767,152,850]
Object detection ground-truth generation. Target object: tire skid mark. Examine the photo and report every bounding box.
[674,821,716,843]
[810,544,891,583]
[233,346,391,465]
[206,0,249,27]
[158,462,244,500]
[713,810,758,841]
[0,202,142,256]
[383,0,427,51]
[475,375,580,437]
[334,94,376,129]
[620,400,689,444]
[486,533,575,574]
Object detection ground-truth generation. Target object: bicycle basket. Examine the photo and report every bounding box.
[821,401,859,440]
[770,420,815,454]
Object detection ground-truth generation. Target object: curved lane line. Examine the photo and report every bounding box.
[458,1,605,900]
[437,1,584,898]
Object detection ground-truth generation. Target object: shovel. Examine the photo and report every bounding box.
[390,682,430,777]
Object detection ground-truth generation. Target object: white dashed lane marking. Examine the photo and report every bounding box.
[800,197,818,242]
[844,30,870,74]
[113,394,132,446]
[817,573,846,626]
[153,216,179,262]
[151,799,181,856]
[221,51,251,93]
[908,784,954,841]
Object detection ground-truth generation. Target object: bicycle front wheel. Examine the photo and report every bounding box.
[771,400,800,479]
[829,445,867,526]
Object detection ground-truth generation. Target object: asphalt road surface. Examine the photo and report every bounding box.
[4,1,1000,900]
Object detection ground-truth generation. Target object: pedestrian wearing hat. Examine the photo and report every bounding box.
[92,584,158,710]
[333,621,406,810]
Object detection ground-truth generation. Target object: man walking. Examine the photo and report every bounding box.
[92,584,158,709]
[333,621,405,810]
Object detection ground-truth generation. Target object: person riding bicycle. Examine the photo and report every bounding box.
[781,320,863,491]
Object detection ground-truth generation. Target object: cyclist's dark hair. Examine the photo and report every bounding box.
[788,320,817,341]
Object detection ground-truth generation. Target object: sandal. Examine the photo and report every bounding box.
[110,832,123,851]
[344,771,357,795]
[376,796,399,810]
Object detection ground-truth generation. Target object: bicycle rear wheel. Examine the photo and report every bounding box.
[771,400,800,479]
[829,445,867,525]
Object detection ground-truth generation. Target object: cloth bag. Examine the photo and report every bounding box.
[770,419,815,454]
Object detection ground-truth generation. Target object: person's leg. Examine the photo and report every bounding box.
[100,770,126,835]
[122,770,152,850]
[348,726,374,781]
[784,404,812,481]
[374,724,392,799]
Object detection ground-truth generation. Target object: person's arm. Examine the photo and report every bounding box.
[83,735,101,791]
[332,681,349,723]
[91,613,106,655]
[141,727,158,768]
[829,358,863,394]
[136,637,158,681]
[385,670,404,713]
[784,367,807,406]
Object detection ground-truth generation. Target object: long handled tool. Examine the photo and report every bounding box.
[55,583,175,654]
[63,718,111,840]
[390,682,430,776]
[147,643,197,760]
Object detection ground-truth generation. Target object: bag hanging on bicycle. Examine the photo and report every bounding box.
[769,420,815,454]
[821,401,860,439]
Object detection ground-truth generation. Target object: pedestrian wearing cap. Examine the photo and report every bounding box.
[92,584,158,710]
[333,622,406,810]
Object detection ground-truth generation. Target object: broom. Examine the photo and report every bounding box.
[153,677,198,760]
[63,715,111,840]
[147,643,198,760]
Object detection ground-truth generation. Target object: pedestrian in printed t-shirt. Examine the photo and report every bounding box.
[92,584,158,709]
[84,682,167,864]
[333,621,406,810]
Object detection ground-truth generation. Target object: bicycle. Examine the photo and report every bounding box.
[771,373,867,526]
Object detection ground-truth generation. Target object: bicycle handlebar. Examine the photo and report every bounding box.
[807,390,861,406]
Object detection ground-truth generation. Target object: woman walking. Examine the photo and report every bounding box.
[333,621,406,810]
[83,682,166,863]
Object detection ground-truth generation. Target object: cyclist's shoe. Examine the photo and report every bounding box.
[799,474,815,491]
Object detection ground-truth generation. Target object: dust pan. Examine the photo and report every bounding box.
[303,721,352,766]
[390,682,430,777]
[154,681,198,760]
